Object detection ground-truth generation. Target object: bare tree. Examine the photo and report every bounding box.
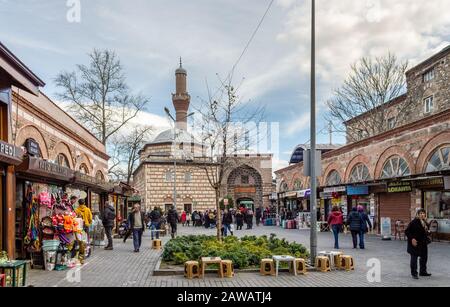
[194,77,265,241]
[55,49,149,145]
[325,53,413,143]
[108,125,153,184]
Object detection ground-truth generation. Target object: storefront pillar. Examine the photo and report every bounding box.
[5,165,16,259]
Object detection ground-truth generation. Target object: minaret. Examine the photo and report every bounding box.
[172,58,191,131]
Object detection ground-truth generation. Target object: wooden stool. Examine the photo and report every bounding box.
[330,252,343,269]
[260,259,275,276]
[293,258,307,275]
[0,274,5,287]
[152,239,162,250]
[340,255,355,271]
[315,256,331,272]
[184,261,200,279]
[220,260,234,278]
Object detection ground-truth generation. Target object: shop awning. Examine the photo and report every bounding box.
[0,140,24,166]
[70,171,112,193]
[16,156,74,183]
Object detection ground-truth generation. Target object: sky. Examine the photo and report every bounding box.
[1,0,449,172]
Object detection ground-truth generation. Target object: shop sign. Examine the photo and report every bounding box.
[234,187,256,194]
[445,177,450,190]
[320,192,332,199]
[387,181,412,193]
[323,186,346,193]
[269,192,278,200]
[346,185,369,196]
[0,140,24,165]
[297,189,311,198]
[284,191,297,198]
[26,138,40,157]
[414,177,444,189]
[36,159,72,177]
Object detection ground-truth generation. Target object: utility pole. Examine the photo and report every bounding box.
[309,0,317,265]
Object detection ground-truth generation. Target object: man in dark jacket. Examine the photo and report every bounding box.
[235,211,244,230]
[222,209,234,237]
[255,207,262,226]
[149,206,161,240]
[357,205,372,249]
[167,206,179,239]
[128,204,145,252]
[347,207,362,249]
[405,209,431,279]
[102,202,116,250]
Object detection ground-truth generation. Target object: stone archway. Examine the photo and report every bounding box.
[15,125,49,159]
[226,165,264,209]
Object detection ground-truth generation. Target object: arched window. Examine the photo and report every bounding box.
[79,164,89,175]
[326,170,342,186]
[165,170,174,182]
[381,156,411,178]
[280,182,288,192]
[185,172,192,183]
[57,153,70,168]
[426,146,450,172]
[96,171,105,182]
[349,163,371,183]
[293,179,302,190]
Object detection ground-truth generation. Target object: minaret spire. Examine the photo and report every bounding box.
[172,59,190,130]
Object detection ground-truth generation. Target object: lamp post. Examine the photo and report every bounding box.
[164,107,195,212]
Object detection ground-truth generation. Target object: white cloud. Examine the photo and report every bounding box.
[286,112,310,136]
[272,156,289,173]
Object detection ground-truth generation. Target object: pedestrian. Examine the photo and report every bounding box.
[235,211,244,230]
[128,204,145,252]
[222,209,234,236]
[357,205,372,249]
[405,209,432,279]
[209,211,216,229]
[327,206,344,249]
[102,201,116,250]
[204,210,210,228]
[255,207,262,227]
[149,206,161,240]
[74,199,92,263]
[181,210,187,226]
[167,206,179,239]
[246,208,254,229]
[186,211,191,227]
[346,207,362,249]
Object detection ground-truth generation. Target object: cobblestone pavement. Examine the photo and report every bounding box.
[27,225,450,287]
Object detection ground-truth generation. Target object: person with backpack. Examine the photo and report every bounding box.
[149,206,161,240]
[167,206,179,239]
[102,202,116,250]
[327,206,344,249]
[405,209,432,279]
[357,205,372,249]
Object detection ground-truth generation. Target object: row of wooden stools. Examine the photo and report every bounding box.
[260,258,307,276]
[185,260,234,279]
[315,252,354,272]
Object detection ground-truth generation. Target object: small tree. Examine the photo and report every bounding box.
[326,53,413,142]
[55,49,149,145]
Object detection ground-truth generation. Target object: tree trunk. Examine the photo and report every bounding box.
[215,187,222,242]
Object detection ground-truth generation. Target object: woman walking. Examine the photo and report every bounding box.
[405,209,432,280]
[327,206,343,249]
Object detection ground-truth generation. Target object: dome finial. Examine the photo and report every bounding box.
[179,57,183,68]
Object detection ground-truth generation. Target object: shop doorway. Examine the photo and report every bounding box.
[238,198,254,211]
[184,204,192,213]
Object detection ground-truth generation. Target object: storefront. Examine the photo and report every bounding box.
[15,156,75,260]
[111,182,134,233]
[418,176,450,240]
[321,186,347,220]
[69,171,110,215]
[377,181,412,234]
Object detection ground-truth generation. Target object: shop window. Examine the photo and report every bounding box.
[57,153,70,168]
[381,156,411,179]
[349,163,371,183]
[326,170,342,186]
[426,146,450,173]
[424,191,450,220]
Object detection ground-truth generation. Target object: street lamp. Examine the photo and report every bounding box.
[164,108,195,212]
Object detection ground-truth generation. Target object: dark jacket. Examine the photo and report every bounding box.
[167,209,179,224]
[223,212,233,225]
[360,212,372,233]
[255,208,262,219]
[149,210,161,223]
[405,218,429,256]
[235,213,244,226]
[128,211,146,230]
[346,210,361,231]
[102,205,116,227]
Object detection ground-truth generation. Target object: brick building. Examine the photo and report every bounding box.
[276,46,450,240]
[133,63,273,213]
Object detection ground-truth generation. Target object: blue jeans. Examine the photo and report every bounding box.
[132,229,143,251]
[151,222,160,240]
[223,224,232,236]
[351,230,365,249]
[332,224,342,249]
[359,231,365,249]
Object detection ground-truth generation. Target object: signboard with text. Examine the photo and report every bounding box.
[346,185,369,196]
[387,181,412,193]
